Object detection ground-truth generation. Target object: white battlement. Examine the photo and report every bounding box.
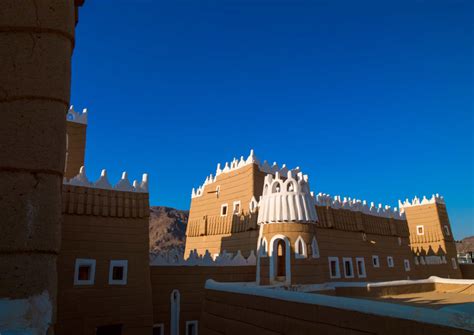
[315,193,406,220]
[257,170,318,224]
[64,166,149,193]
[191,149,302,199]
[66,105,87,125]
[398,194,445,209]
[150,249,256,267]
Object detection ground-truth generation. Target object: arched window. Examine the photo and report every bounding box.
[294,236,307,259]
[170,289,180,335]
[260,238,268,257]
[272,182,281,193]
[287,182,295,192]
[311,236,320,259]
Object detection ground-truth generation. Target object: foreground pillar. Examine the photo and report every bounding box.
[0,1,83,333]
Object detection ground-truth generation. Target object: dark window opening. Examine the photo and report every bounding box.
[78,265,91,280]
[330,260,337,277]
[112,266,124,281]
[344,261,352,277]
[96,324,122,335]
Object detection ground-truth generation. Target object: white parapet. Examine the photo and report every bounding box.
[398,194,445,209]
[191,149,302,199]
[64,166,149,193]
[66,105,88,125]
[150,249,257,267]
[257,171,318,224]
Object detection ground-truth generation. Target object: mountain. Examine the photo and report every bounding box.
[456,236,474,254]
[149,206,188,254]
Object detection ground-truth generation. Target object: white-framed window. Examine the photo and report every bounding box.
[404,259,410,272]
[356,257,366,278]
[311,236,320,259]
[444,225,450,236]
[153,323,164,335]
[186,320,198,335]
[220,203,228,216]
[451,258,457,269]
[416,225,424,235]
[343,257,354,278]
[108,260,128,285]
[328,257,340,279]
[74,258,96,285]
[414,256,419,265]
[233,201,241,214]
[372,255,380,268]
[259,238,268,257]
[294,236,307,259]
[387,256,394,268]
[215,185,220,198]
[249,198,257,213]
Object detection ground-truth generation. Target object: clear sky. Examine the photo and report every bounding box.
[71,1,473,239]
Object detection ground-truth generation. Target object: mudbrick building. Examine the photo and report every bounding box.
[0,2,473,335]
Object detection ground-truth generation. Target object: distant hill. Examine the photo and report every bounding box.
[456,236,474,254]
[149,206,188,254]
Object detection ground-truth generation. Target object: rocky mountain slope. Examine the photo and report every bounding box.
[149,206,188,254]
[456,235,474,253]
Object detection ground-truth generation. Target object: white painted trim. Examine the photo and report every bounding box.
[259,237,268,257]
[153,323,164,335]
[170,289,180,335]
[311,236,320,259]
[404,259,411,272]
[204,278,474,333]
[74,258,96,285]
[387,256,394,268]
[108,260,128,285]
[328,257,340,279]
[356,257,366,278]
[232,200,241,214]
[294,236,307,259]
[372,255,380,268]
[220,203,228,216]
[343,257,354,278]
[269,234,291,285]
[416,225,424,235]
[444,225,450,236]
[185,320,198,335]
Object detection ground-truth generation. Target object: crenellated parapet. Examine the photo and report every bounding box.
[66,105,88,125]
[191,149,302,198]
[315,193,406,220]
[150,249,256,266]
[62,167,149,218]
[398,194,445,209]
[257,171,318,224]
[64,166,148,193]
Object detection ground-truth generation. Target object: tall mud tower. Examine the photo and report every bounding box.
[0,0,84,331]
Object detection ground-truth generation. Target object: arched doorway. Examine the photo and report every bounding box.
[170,289,180,335]
[276,239,286,280]
[269,235,291,285]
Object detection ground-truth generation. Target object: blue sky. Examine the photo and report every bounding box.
[71,1,473,239]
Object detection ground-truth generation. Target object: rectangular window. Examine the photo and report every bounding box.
[444,225,450,236]
[109,260,128,285]
[328,257,340,279]
[451,258,457,269]
[74,259,96,285]
[343,257,354,278]
[186,321,198,335]
[372,255,380,268]
[153,324,164,335]
[416,225,424,235]
[387,256,394,268]
[404,259,410,271]
[356,257,366,278]
[233,201,241,214]
[220,204,228,216]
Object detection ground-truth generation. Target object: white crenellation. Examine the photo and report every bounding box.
[257,171,318,224]
[398,194,445,209]
[64,166,149,193]
[66,105,88,124]
[150,249,257,267]
[191,149,303,199]
[314,193,406,220]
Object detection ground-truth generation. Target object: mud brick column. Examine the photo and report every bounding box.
[0,0,83,330]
